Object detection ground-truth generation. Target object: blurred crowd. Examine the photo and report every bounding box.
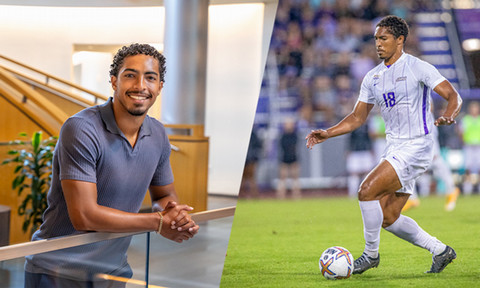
[269,0,432,127]
[240,0,480,199]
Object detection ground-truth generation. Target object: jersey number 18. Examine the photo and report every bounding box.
[383,92,396,108]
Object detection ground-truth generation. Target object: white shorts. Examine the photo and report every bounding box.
[382,135,434,194]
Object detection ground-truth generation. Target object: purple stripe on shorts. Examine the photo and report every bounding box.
[422,85,429,135]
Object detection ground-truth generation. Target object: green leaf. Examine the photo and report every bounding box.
[22,220,29,233]
[5,132,56,236]
[12,175,26,190]
[18,204,25,216]
[14,165,23,173]
[32,131,42,153]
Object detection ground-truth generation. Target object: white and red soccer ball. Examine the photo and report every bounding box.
[319,246,354,280]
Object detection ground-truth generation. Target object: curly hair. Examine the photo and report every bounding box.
[376,15,409,43]
[109,43,166,82]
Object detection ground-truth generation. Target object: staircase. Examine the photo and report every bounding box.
[414,9,469,90]
[0,54,109,137]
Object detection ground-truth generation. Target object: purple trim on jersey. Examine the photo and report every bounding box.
[422,85,429,135]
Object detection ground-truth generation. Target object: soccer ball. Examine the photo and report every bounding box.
[319,246,354,280]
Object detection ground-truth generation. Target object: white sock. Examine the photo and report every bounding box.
[359,200,383,258]
[384,215,446,255]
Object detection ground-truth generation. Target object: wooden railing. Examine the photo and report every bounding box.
[0,54,108,105]
[1,66,96,108]
[0,67,66,136]
[0,67,69,124]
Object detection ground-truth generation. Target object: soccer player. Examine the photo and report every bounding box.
[306,15,462,274]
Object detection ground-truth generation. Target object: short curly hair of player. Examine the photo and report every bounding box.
[109,43,166,82]
[376,15,409,43]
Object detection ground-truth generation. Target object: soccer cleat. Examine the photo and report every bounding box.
[445,187,460,212]
[352,252,380,274]
[426,246,456,273]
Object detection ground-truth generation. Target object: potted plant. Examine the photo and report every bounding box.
[2,131,57,236]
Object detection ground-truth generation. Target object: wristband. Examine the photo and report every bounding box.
[156,212,163,234]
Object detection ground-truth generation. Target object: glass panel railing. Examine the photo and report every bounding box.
[147,216,234,287]
[0,257,25,287]
[0,206,235,288]
[0,233,147,288]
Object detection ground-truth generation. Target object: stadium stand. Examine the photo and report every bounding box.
[248,0,480,196]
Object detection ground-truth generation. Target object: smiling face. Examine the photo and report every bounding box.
[111,54,163,117]
[374,26,404,65]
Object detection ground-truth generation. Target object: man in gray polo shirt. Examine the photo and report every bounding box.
[25,43,199,287]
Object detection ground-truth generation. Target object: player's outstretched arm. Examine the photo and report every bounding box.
[305,101,374,149]
[433,80,462,126]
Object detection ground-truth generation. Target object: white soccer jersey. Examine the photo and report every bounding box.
[358,53,446,140]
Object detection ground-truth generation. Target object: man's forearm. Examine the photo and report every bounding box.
[443,93,462,119]
[152,195,178,212]
[327,113,364,138]
[150,183,180,212]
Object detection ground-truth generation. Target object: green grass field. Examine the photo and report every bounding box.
[220,195,480,287]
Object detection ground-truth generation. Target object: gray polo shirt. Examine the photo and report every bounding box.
[25,98,174,280]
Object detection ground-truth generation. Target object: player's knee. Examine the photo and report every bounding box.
[382,212,400,228]
[357,181,375,201]
[382,216,394,228]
